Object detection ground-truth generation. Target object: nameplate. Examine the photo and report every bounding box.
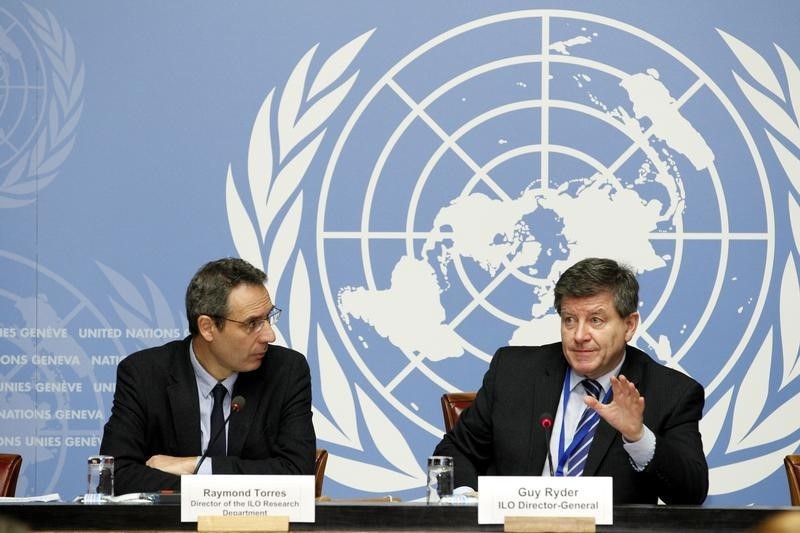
[180,475,314,522]
[477,476,612,525]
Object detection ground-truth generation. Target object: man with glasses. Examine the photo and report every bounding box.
[100,258,315,494]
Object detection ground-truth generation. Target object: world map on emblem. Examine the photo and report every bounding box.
[0,252,118,494]
[318,11,773,436]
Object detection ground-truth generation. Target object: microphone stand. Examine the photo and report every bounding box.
[192,396,246,475]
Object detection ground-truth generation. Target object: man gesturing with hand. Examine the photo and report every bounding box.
[433,257,708,504]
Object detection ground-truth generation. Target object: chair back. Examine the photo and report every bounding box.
[314,448,328,499]
[0,454,22,497]
[440,392,477,433]
[784,455,800,505]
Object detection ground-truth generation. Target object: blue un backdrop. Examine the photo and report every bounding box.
[0,0,799,506]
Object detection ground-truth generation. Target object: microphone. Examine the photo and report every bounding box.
[540,412,555,477]
[192,395,246,475]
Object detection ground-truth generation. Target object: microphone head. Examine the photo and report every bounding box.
[231,395,246,412]
[539,413,553,429]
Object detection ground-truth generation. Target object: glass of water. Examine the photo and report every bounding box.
[86,455,114,500]
[426,456,454,503]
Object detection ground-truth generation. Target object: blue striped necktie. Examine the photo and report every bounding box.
[564,379,602,476]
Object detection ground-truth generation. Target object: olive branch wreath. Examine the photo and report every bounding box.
[699,30,800,495]
[95,261,183,353]
[0,4,84,208]
[225,30,427,493]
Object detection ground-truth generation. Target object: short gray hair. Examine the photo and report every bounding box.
[554,258,639,318]
[185,258,267,335]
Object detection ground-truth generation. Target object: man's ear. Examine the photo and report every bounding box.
[196,315,216,342]
[624,311,640,342]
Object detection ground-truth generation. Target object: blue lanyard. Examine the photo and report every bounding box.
[554,374,613,476]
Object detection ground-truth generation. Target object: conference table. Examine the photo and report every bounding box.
[0,501,796,532]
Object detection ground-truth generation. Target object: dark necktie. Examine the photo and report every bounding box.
[564,379,602,476]
[207,383,227,457]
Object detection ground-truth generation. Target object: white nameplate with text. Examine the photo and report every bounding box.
[478,476,613,525]
[180,475,314,522]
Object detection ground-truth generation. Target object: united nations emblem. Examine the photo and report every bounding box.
[0,4,83,208]
[228,10,799,501]
[0,251,120,496]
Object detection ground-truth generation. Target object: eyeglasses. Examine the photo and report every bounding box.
[213,307,282,334]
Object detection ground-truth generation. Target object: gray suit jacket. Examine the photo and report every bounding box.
[433,343,708,504]
[100,337,315,494]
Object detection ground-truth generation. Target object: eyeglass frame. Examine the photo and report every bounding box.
[209,306,282,334]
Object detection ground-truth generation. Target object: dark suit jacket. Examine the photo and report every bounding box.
[100,337,316,494]
[433,343,708,504]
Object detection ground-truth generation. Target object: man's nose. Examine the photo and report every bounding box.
[574,321,591,342]
[259,322,276,343]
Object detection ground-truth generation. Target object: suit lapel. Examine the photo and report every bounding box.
[167,339,202,455]
[529,347,568,473]
[227,365,268,457]
[584,348,645,475]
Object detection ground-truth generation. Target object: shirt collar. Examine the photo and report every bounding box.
[568,351,626,396]
[189,340,238,398]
